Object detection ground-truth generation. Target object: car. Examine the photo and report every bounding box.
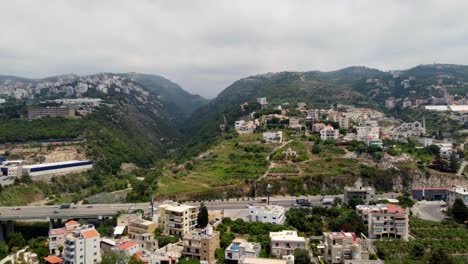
[12,207,21,211]
[53,210,59,214]
[86,205,93,208]
[245,203,253,208]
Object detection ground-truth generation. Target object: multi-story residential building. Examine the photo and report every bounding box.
[257,97,268,108]
[0,160,23,187]
[247,205,286,224]
[355,204,409,240]
[312,122,326,133]
[182,226,220,264]
[225,238,261,262]
[62,224,101,264]
[343,181,375,206]
[159,202,198,237]
[128,219,157,239]
[139,243,184,264]
[48,220,80,255]
[317,232,383,264]
[320,125,339,140]
[364,137,383,148]
[338,115,350,130]
[263,131,283,143]
[385,98,395,109]
[418,137,433,147]
[134,233,158,254]
[269,230,305,258]
[447,186,468,207]
[356,121,380,141]
[113,241,139,257]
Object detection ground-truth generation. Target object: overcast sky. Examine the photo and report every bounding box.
[1,0,468,98]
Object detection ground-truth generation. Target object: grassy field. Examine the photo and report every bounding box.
[157,139,272,196]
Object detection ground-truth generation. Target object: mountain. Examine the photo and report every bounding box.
[124,73,208,115]
[306,66,390,85]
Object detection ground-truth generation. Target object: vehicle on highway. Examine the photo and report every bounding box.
[259,198,267,203]
[296,198,311,207]
[51,205,59,208]
[12,207,21,210]
[53,210,59,214]
[245,203,253,208]
[86,205,93,208]
[59,204,71,209]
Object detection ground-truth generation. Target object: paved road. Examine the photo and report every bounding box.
[411,200,447,222]
[0,193,397,221]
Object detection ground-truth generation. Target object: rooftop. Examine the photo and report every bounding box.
[159,202,196,212]
[23,160,91,169]
[81,229,100,239]
[270,230,305,242]
[116,241,138,251]
[44,255,64,264]
[356,203,406,214]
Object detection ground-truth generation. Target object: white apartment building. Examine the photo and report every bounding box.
[270,230,306,258]
[355,204,409,240]
[113,241,139,257]
[320,125,339,140]
[159,202,198,237]
[247,205,286,224]
[447,186,468,207]
[225,238,261,262]
[317,232,382,264]
[356,121,380,141]
[48,220,80,255]
[0,160,23,187]
[62,225,101,264]
[263,131,283,143]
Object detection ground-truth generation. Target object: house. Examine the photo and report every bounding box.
[159,202,198,237]
[114,241,139,257]
[247,205,286,224]
[447,186,468,207]
[270,230,305,258]
[225,238,261,262]
[117,213,142,228]
[128,219,157,239]
[182,225,220,264]
[320,125,339,140]
[355,204,409,240]
[312,122,326,133]
[263,131,283,143]
[317,232,383,264]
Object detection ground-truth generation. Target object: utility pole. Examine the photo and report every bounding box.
[267,184,271,205]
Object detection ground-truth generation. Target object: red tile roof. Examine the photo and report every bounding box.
[44,255,63,264]
[81,229,100,239]
[386,203,405,214]
[116,241,137,251]
[65,220,80,226]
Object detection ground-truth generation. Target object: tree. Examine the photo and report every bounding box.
[428,247,454,264]
[347,198,365,209]
[99,251,127,264]
[427,145,441,158]
[312,144,321,154]
[451,198,468,223]
[178,258,200,264]
[449,153,460,172]
[128,255,144,264]
[0,241,8,259]
[294,248,311,264]
[7,232,26,250]
[197,203,209,228]
[397,193,415,208]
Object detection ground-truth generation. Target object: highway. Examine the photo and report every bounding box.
[0,193,398,221]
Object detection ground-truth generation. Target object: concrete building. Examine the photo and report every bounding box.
[159,202,198,237]
[128,219,157,239]
[412,188,449,201]
[418,137,433,147]
[312,122,326,133]
[317,232,382,264]
[48,220,80,255]
[62,224,101,264]
[344,181,375,206]
[28,106,75,119]
[263,131,283,143]
[239,256,294,264]
[447,186,468,207]
[364,137,383,148]
[113,241,139,257]
[225,238,261,262]
[0,160,23,187]
[385,98,395,109]
[355,204,409,240]
[116,213,142,228]
[320,125,339,140]
[134,233,158,254]
[269,230,306,258]
[247,205,286,224]
[182,226,220,264]
[22,160,93,178]
[356,122,380,141]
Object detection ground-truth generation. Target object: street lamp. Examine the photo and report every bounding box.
[267,184,271,205]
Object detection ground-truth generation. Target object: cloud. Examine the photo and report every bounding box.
[1,0,468,97]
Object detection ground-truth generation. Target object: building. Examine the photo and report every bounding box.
[182,226,220,264]
[0,160,23,187]
[356,122,380,141]
[317,232,382,264]
[117,213,142,228]
[247,205,286,224]
[435,143,456,159]
[159,202,198,237]
[62,225,101,264]
[412,188,449,201]
[128,219,157,239]
[385,98,395,109]
[364,137,383,148]
[447,186,468,207]
[113,241,139,257]
[338,115,350,130]
[22,160,93,178]
[320,125,339,140]
[344,181,375,206]
[263,131,283,143]
[225,238,261,262]
[28,106,75,119]
[134,233,158,254]
[312,122,326,133]
[48,220,80,255]
[235,120,257,134]
[257,97,268,108]
[418,137,433,147]
[44,256,64,264]
[355,204,409,240]
[269,230,306,258]
[239,256,294,264]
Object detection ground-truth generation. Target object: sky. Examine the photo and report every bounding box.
[1,0,468,98]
